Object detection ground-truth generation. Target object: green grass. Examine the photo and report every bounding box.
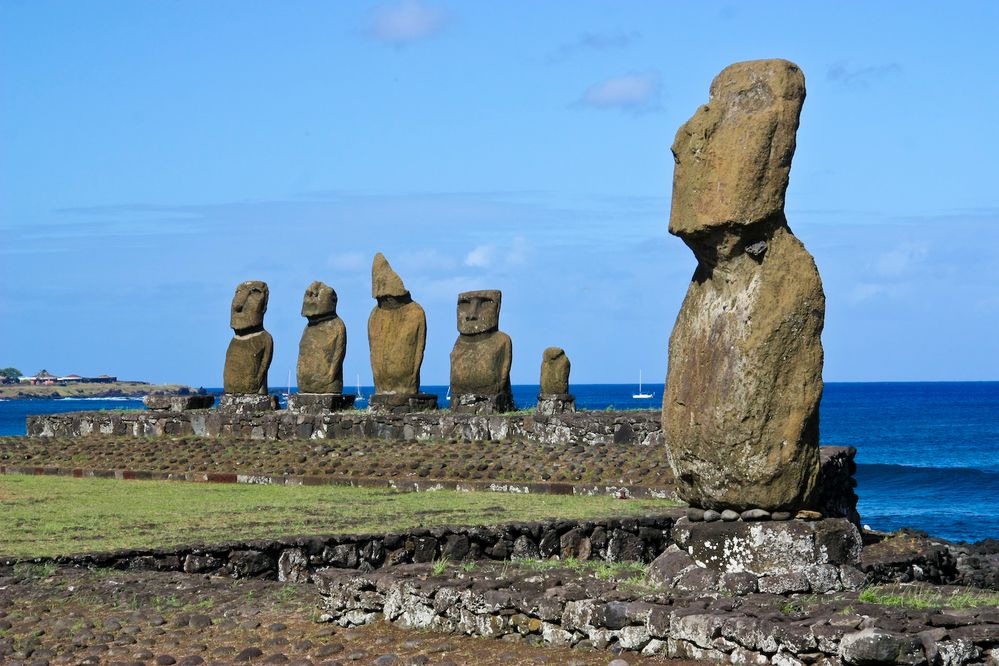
[858,584,999,609]
[0,474,678,558]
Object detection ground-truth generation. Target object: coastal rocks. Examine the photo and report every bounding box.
[662,59,824,513]
[537,347,575,416]
[297,281,347,395]
[223,281,274,398]
[143,395,215,412]
[367,254,437,413]
[449,290,514,414]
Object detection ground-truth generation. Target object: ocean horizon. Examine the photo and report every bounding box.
[3,381,997,544]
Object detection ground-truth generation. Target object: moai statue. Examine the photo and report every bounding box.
[449,290,514,414]
[288,281,355,414]
[664,59,824,513]
[367,253,437,413]
[537,347,574,415]
[220,280,277,413]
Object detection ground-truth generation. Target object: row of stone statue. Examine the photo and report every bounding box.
[221,253,573,415]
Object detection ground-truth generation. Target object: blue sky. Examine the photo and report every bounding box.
[2,1,998,386]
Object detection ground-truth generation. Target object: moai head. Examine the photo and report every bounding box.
[301,281,337,320]
[371,252,411,309]
[230,281,269,331]
[457,290,501,335]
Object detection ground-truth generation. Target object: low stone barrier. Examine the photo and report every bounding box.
[4,513,681,580]
[26,408,664,446]
[316,561,999,665]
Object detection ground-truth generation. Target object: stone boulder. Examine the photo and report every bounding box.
[662,59,823,512]
[539,347,570,395]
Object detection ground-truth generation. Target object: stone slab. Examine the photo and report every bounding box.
[672,517,862,576]
[142,394,215,412]
[367,393,438,414]
[451,392,514,414]
[287,393,356,414]
[536,394,576,416]
[216,393,279,414]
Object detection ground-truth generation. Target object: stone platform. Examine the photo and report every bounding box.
[142,394,215,411]
[287,393,356,414]
[217,393,279,414]
[537,393,576,415]
[367,392,438,414]
[451,392,514,414]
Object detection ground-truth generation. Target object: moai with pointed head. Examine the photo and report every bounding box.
[449,290,514,414]
[220,280,277,413]
[537,346,574,415]
[288,281,355,414]
[367,253,437,413]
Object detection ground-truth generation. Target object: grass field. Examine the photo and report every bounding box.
[0,474,679,558]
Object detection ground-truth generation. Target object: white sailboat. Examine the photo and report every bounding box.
[355,375,366,403]
[632,370,654,399]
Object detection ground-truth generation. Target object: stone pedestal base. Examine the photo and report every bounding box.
[650,517,866,595]
[536,394,575,415]
[451,392,514,414]
[368,393,438,414]
[217,393,279,415]
[287,393,356,414]
[143,394,215,412]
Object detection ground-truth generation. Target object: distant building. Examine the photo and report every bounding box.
[59,374,83,383]
[89,374,117,383]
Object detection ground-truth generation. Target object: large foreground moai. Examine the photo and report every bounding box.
[663,59,824,512]
[289,281,355,413]
[449,290,513,414]
[367,253,437,413]
[537,347,575,415]
[221,280,277,413]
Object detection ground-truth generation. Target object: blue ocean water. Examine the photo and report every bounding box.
[2,382,996,542]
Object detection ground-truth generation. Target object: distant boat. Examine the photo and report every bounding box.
[355,375,366,403]
[445,385,451,402]
[282,370,292,400]
[633,370,654,399]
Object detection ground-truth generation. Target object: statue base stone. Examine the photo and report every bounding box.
[536,394,575,416]
[287,393,356,414]
[143,395,215,412]
[451,392,514,415]
[368,393,438,414]
[217,393,279,415]
[649,517,866,595]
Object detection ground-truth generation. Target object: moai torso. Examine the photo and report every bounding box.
[539,347,570,395]
[450,331,512,395]
[368,300,426,394]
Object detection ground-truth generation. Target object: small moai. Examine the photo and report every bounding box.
[449,290,514,414]
[219,280,278,413]
[536,347,574,415]
[287,281,355,414]
[367,253,437,413]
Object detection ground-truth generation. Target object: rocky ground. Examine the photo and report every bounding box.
[0,436,676,488]
[0,564,689,666]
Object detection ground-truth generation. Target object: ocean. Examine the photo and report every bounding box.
[1,382,996,543]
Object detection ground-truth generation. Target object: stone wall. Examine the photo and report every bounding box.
[316,562,999,665]
[26,408,664,447]
[6,513,680,582]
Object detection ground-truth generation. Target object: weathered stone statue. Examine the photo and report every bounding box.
[663,59,824,513]
[537,347,574,415]
[288,281,355,414]
[449,290,513,414]
[367,253,437,413]
[221,280,277,413]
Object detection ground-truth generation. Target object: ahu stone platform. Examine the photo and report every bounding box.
[26,408,665,447]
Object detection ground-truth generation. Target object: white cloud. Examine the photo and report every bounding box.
[577,71,662,113]
[464,244,494,268]
[547,30,640,63]
[365,0,447,46]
